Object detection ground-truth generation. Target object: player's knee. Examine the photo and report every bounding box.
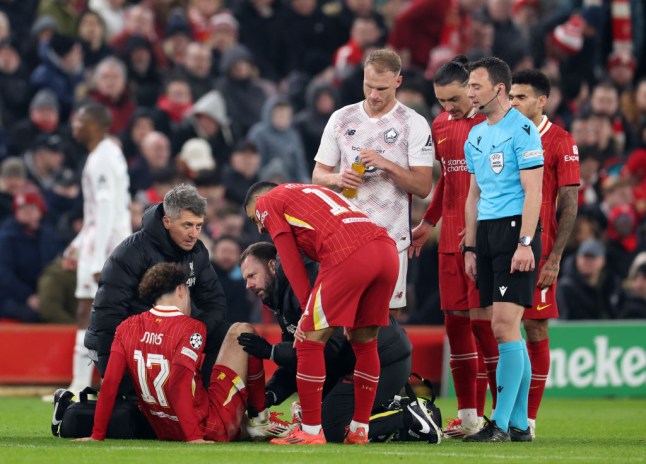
[523,319,548,342]
[227,322,255,338]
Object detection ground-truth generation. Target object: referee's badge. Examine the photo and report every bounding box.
[489,152,504,174]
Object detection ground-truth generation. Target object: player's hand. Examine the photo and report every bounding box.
[337,168,363,190]
[458,229,466,249]
[343,327,352,342]
[293,315,306,346]
[536,255,560,288]
[409,221,432,258]
[237,333,273,359]
[464,251,477,282]
[188,438,215,444]
[511,246,535,273]
[74,437,99,442]
[27,294,40,311]
[360,149,387,171]
[93,272,101,283]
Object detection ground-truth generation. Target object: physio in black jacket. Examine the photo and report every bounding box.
[85,184,229,387]
[239,242,413,442]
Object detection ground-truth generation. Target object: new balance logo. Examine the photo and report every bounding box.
[499,286,508,296]
[497,386,503,393]
[346,129,356,136]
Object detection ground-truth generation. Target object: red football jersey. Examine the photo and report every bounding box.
[255,183,391,266]
[93,306,208,441]
[538,116,580,257]
[424,111,486,253]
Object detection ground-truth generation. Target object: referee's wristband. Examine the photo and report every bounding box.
[461,245,477,255]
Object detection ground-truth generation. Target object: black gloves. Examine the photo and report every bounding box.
[237,333,274,360]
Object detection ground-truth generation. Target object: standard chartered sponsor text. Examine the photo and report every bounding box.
[547,336,645,389]
[443,158,468,173]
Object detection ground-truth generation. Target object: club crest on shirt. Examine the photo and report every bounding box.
[383,127,399,143]
[190,333,203,350]
[490,152,504,174]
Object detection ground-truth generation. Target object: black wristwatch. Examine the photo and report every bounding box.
[518,236,532,247]
[461,245,477,255]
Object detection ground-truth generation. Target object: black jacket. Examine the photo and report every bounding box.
[85,203,228,372]
[264,256,412,406]
[556,255,622,320]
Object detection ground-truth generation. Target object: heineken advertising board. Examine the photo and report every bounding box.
[441,321,646,398]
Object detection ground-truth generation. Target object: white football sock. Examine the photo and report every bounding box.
[68,329,93,392]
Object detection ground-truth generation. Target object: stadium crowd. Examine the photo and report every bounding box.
[0,0,645,327]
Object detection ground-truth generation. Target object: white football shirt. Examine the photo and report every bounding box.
[72,137,132,275]
[315,101,434,251]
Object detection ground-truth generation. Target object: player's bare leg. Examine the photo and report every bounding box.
[523,318,549,438]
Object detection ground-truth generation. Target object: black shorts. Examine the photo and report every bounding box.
[475,215,541,308]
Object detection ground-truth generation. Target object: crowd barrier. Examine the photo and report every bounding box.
[0,323,446,385]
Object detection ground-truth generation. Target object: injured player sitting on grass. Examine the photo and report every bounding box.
[73,262,294,443]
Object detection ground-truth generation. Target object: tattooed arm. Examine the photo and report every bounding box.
[536,185,578,288]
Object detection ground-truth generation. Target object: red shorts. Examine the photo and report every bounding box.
[439,253,480,310]
[302,237,398,331]
[203,364,247,442]
[524,259,559,319]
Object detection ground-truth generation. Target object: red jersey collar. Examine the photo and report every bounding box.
[538,115,552,136]
[150,305,184,317]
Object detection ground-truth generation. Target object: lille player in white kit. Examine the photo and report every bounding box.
[312,49,434,312]
[64,102,132,393]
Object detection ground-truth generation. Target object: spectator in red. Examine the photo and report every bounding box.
[606,204,641,281]
[0,158,29,225]
[188,0,224,42]
[622,118,646,217]
[109,4,167,69]
[8,90,64,157]
[332,14,382,81]
[157,75,193,126]
[87,56,135,134]
[388,0,482,70]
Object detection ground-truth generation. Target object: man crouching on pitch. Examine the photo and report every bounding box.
[75,262,292,443]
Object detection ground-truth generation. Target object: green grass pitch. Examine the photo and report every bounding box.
[1,396,644,464]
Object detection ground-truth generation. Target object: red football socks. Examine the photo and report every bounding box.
[246,355,266,413]
[351,339,380,425]
[471,319,499,409]
[296,339,326,427]
[527,338,550,420]
[445,314,478,410]
[475,348,488,416]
